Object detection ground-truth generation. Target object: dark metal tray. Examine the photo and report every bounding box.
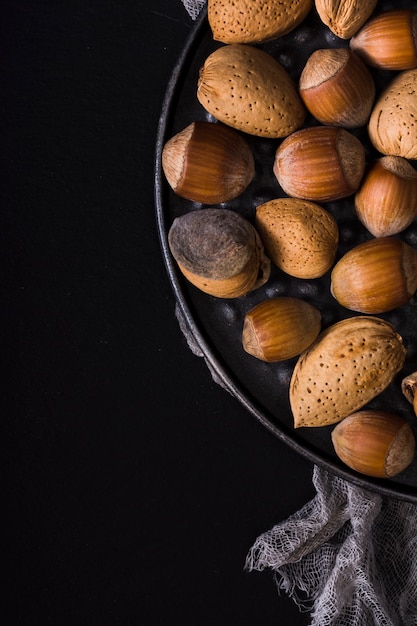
[155,1,417,503]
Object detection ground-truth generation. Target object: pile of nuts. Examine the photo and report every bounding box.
[161,0,417,480]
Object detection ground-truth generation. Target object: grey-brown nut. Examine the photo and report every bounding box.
[168,208,270,298]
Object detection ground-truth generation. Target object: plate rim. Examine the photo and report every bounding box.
[154,6,417,504]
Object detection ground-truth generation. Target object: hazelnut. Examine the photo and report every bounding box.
[350,9,417,71]
[162,121,255,204]
[273,126,366,202]
[332,410,415,478]
[242,297,321,362]
[330,237,417,314]
[299,48,375,128]
[355,156,417,237]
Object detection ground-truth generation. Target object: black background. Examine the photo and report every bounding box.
[4,2,318,624]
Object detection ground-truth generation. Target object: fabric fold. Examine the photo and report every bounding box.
[245,465,417,625]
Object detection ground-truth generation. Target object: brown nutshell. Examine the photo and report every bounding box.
[290,316,406,428]
[315,0,377,39]
[368,68,417,159]
[273,126,365,202]
[350,10,417,71]
[208,0,313,44]
[197,44,306,138]
[331,410,415,478]
[330,236,417,314]
[354,156,417,237]
[161,121,255,204]
[255,198,339,279]
[242,297,322,362]
[299,48,375,128]
[168,208,271,298]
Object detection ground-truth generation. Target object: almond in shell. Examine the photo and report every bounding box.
[208,0,313,44]
[315,0,377,39]
[255,198,338,279]
[197,44,306,139]
[290,316,406,428]
[368,69,417,160]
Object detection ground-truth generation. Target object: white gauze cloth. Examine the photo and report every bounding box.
[181,0,206,20]
[176,3,417,623]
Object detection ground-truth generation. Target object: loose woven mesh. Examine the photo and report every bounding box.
[245,466,417,626]
[177,2,417,623]
[181,0,205,20]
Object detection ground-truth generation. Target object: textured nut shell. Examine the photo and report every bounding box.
[354,156,417,237]
[255,198,338,279]
[290,316,406,428]
[315,0,377,39]
[177,251,269,298]
[350,10,417,71]
[273,126,365,201]
[242,297,321,362]
[299,48,375,128]
[208,0,313,44]
[331,411,415,478]
[401,371,417,411]
[368,69,417,159]
[161,121,255,204]
[168,208,270,298]
[330,237,417,314]
[197,44,306,139]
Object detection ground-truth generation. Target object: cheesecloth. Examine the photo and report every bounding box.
[175,3,417,624]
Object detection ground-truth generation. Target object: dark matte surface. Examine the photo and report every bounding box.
[4,1,325,624]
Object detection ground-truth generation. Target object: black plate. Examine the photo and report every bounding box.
[155,2,417,503]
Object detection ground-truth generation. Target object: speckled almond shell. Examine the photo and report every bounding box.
[208,0,313,44]
[290,316,406,428]
[197,44,306,138]
[255,198,339,279]
[315,0,378,39]
[368,69,417,159]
